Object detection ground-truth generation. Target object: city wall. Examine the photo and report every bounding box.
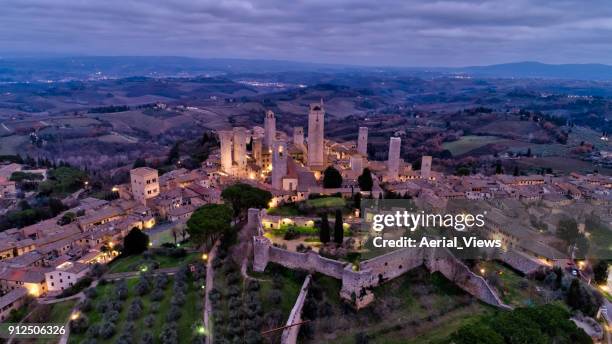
[250,208,510,310]
[280,275,312,344]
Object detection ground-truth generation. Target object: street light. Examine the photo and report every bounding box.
[202,253,208,261]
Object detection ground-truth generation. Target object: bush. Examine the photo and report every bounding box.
[144,314,156,327]
[159,323,178,344]
[69,314,89,334]
[86,323,100,338]
[127,299,143,320]
[58,276,93,298]
[78,298,92,312]
[103,310,120,323]
[140,332,154,344]
[166,305,182,322]
[135,278,150,296]
[150,288,164,301]
[268,290,282,305]
[99,322,116,339]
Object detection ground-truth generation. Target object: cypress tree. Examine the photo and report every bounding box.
[319,213,330,243]
[334,209,344,245]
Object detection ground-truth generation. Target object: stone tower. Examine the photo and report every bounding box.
[252,136,262,167]
[130,167,159,205]
[421,155,432,179]
[271,140,288,190]
[232,127,247,172]
[264,110,276,149]
[307,100,325,168]
[219,130,233,173]
[357,127,368,156]
[387,137,401,181]
[350,155,363,174]
[293,127,304,147]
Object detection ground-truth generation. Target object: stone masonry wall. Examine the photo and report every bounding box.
[249,208,511,310]
[281,275,312,344]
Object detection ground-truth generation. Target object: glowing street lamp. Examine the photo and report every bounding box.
[201,253,209,261]
[70,312,80,321]
[196,326,207,336]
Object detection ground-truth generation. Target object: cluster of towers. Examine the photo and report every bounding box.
[218,100,327,182]
[217,98,433,189]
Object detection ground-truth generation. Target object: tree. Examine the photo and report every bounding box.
[133,158,147,168]
[450,322,504,344]
[123,228,150,256]
[187,204,233,247]
[323,166,343,188]
[357,168,373,191]
[334,209,344,244]
[593,260,609,284]
[557,218,579,244]
[58,212,76,225]
[319,213,330,243]
[495,160,503,174]
[221,183,272,219]
[513,166,520,176]
[166,141,181,165]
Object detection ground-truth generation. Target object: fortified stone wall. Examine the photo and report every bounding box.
[267,246,346,279]
[249,208,511,310]
[424,247,512,310]
[281,275,312,344]
[360,246,425,283]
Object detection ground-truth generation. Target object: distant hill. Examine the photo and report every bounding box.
[2,56,612,81]
[448,61,612,80]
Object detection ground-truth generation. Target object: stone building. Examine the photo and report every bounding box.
[130,167,159,205]
[357,126,368,156]
[387,137,401,181]
[307,101,325,169]
[264,110,276,149]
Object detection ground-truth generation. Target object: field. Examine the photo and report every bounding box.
[517,156,610,174]
[69,268,204,344]
[211,250,303,344]
[442,135,504,156]
[0,134,29,155]
[300,268,493,344]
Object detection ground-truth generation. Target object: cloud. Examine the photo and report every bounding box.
[0,0,611,66]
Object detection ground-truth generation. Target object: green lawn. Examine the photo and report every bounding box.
[107,251,200,273]
[442,135,503,156]
[306,197,346,208]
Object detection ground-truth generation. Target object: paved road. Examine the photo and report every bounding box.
[204,240,220,344]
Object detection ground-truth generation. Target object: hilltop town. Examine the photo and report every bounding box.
[0,99,610,343]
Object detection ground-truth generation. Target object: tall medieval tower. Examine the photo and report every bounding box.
[307,100,325,168]
[264,110,276,149]
[271,140,288,190]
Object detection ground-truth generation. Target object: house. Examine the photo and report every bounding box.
[0,287,28,321]
[0,267,49,297]
[45,261,90,293]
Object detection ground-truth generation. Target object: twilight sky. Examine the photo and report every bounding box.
[1,0,612,67]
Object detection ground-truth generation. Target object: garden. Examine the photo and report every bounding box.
[106,246,200,274]
[209,243,304,344]
[68,262,207,344]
